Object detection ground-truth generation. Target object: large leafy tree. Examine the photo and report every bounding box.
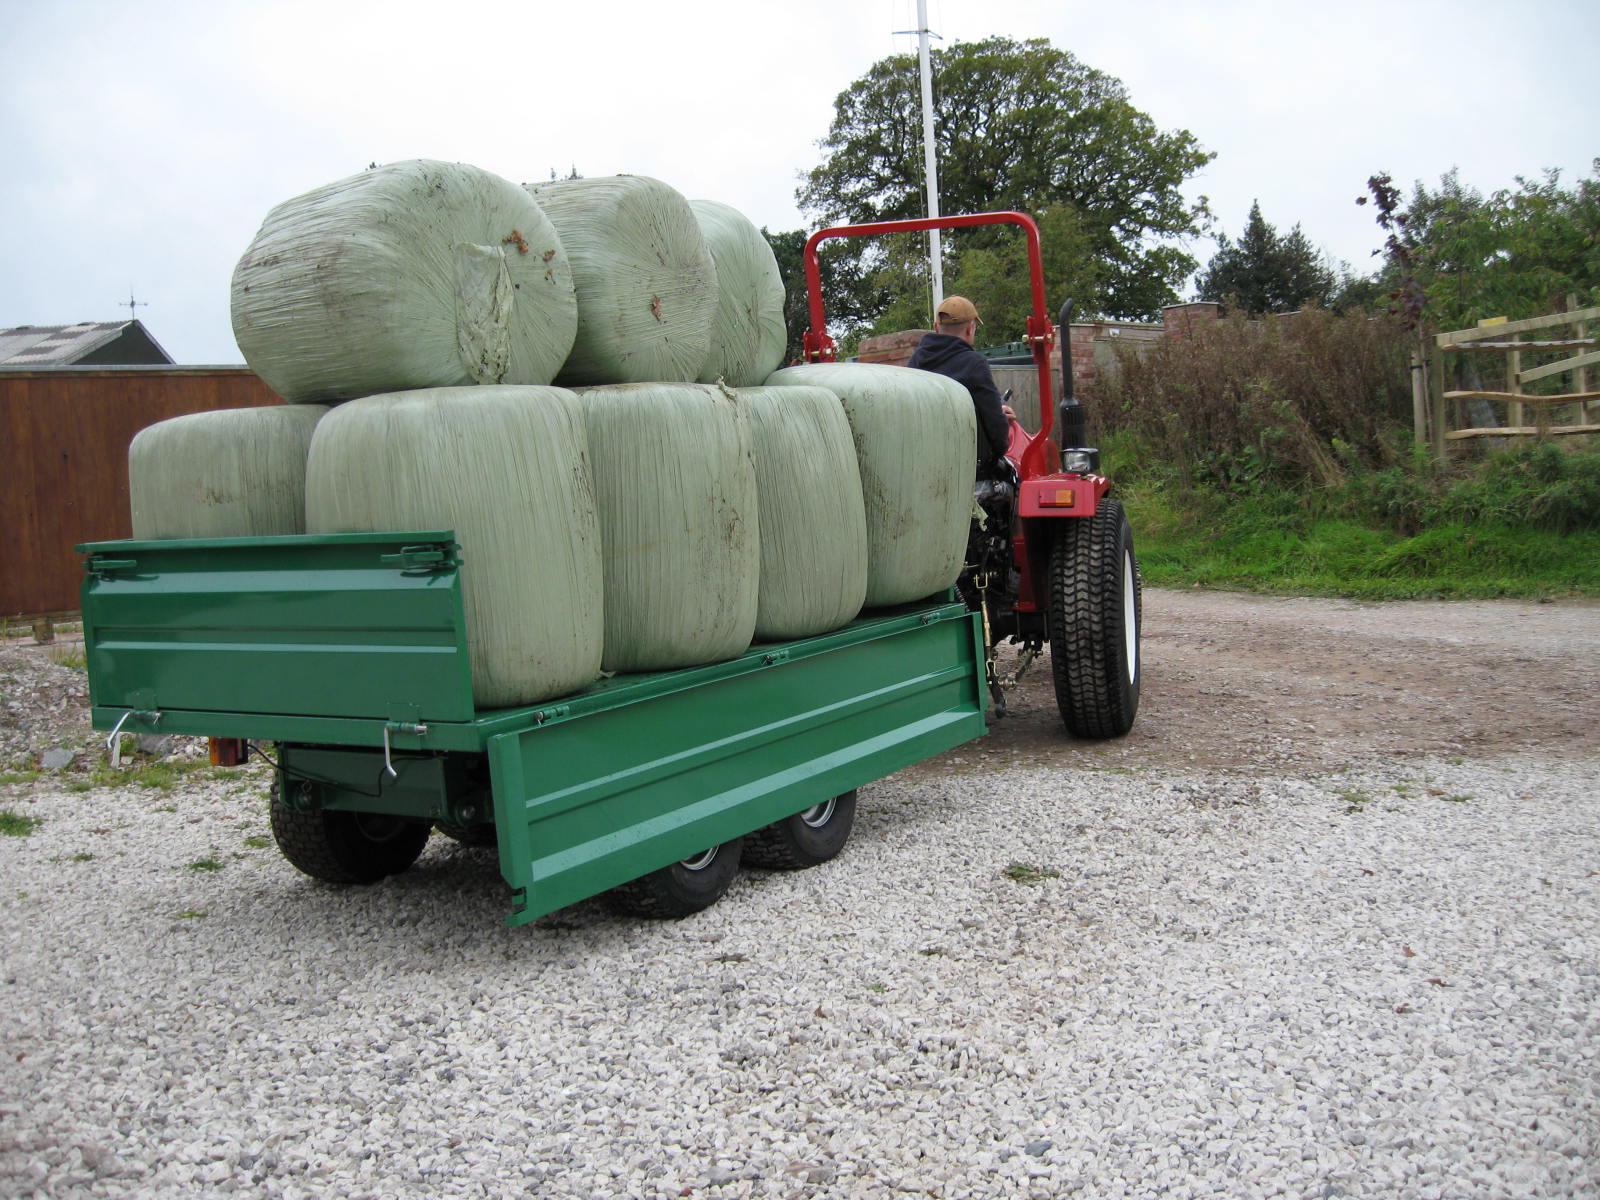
[798,36,1214,333]
[1197,201,1335,314]
[1401,165,1600,328]
[1359,163,1600,332]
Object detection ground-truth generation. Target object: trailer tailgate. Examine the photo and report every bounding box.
[78,531,474,724]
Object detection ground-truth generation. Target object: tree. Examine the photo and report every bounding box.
[1362,162,1600,330]
[798,36,1213,327]
[1196,201,1335,314]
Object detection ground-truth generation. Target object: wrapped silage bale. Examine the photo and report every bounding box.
[740,385,868,640]
[576,383,757,672]
[232,159,577,403]
[527,176,716,386]
[690,199,787,387]
[128,404,327,539]
[765,363,974,607]
[304,386,603,710]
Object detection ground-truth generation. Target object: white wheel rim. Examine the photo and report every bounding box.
[1121,549,1139,683]
[799,798,836,829]
[679,847,719,871]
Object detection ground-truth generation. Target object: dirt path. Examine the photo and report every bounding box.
[948,589,1600,776]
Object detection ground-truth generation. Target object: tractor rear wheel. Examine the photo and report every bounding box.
[604,839,744,918]
[744,790,857,869]
[1047,498,1141,738]
[269,778,432,884]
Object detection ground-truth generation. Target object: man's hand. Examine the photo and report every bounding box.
[1002,404,1017,422]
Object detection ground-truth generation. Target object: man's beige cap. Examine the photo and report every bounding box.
[936,295,982,325]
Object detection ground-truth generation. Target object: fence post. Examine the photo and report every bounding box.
[1430,340,1448,462]
[1411,348,1428,448]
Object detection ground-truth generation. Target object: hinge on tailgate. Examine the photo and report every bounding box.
[379,544,459,574]
[87,556,140,580]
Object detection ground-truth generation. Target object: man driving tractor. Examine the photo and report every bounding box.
[906,295,1017,479]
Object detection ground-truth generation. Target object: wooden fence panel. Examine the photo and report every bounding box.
[2,369,285,618]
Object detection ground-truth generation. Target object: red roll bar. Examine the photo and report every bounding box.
[800,212,1058,479]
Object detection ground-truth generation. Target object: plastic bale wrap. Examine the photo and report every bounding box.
[765,363,975,607]
[527,176,716,386]
[128,405,328,539]
[576,383,758,672]
[739,385,868,640]
[304,386,603,710]
[231,159,577,403]
[690,199,787,387]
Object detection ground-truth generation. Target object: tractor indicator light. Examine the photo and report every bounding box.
[1040,488,1076,508]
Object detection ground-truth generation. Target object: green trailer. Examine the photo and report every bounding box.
[77,530,988,926]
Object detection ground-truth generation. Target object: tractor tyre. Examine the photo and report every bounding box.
[744,790,857,870]
[1047,498,1141,738]
[603,839,744,918]
[269,778,431,884]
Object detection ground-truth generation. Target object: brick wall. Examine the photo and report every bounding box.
[855,329,930,366]
[855,304,1218,405]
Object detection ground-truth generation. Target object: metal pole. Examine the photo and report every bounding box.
[915,0,943,316]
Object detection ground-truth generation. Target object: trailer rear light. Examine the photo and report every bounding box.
[1038,488,1077,508]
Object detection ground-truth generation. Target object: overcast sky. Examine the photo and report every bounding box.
[2,0,1595,363]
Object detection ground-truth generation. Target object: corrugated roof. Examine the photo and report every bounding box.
[0,320,173,366]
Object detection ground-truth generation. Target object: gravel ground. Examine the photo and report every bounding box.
[1,591,1596,1199]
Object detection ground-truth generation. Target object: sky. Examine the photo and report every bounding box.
[2,0,1596,364]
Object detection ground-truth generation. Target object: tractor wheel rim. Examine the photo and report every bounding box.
[1122,548,1139,682]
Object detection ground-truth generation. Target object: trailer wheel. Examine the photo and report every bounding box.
[1047,498,1141,738]
[269,779,431,885]
[604,839,744,918]
[743,790,857,869]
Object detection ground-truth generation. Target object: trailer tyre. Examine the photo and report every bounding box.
[743,790,857,869]
[1047,498,1141,738]
[269,779,431,884]
[604,839,744,918]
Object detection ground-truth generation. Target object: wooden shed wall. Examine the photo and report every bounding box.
[2,369,285,617]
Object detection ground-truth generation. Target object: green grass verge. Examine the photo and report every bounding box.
[1120,482,1600,600]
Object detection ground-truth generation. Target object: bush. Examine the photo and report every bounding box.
[1101,306,1414,490]
[1343,440,1600,535]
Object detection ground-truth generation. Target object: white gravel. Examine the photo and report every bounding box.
[3,741,1596,1199]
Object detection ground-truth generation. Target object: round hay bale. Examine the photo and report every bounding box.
[690,199,787,387]
[304,385,602,709]
[231,159,577,403]
[527,176,716,386]
[575,383,757,671]
[740,385,867,640]
[764,363,974,607]
[128,405,328,539]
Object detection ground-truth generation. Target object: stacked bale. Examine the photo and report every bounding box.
[128,405,328,539]
[765,363,974,607]
[576,383,758,671]
[304,386,603,709]
[739,385,868,640]
[527,176,716,386]
[690,199,787,387]
[232,159,577,403]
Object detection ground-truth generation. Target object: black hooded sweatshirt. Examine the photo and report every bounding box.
[906,332,1011,474]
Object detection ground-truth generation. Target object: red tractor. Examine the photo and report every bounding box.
[801,211,1141,737]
